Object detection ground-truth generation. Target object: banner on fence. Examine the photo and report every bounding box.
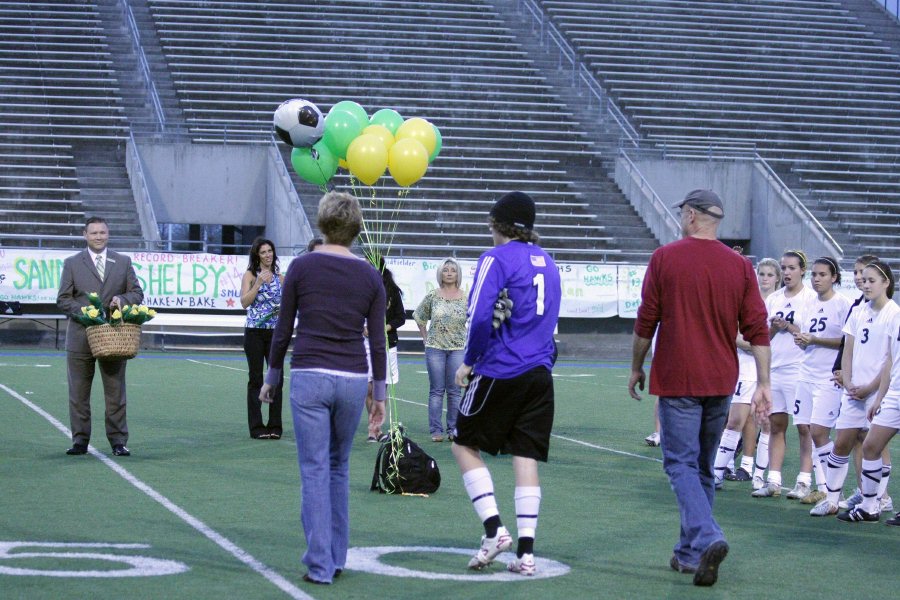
[0,248,643,318]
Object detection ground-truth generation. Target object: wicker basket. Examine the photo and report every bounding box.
[85,323,142,360]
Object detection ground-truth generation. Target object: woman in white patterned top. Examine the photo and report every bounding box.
[414,258,468,442]
[240,237,284,440]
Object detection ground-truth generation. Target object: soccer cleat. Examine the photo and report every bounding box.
[725,467,752,482]
[644,432,660,447]
[880,495,894,513]
[800,490,827,505]
[809,500,839,516]
[752,474,765,490]
[467,526,512,570]
[507,553,536,576]
[786,482,811,500]
[751,482,781,498]
[714,476,724,491]
[839,489,862,510]
[885,512,900,527]
[837,506,880,523]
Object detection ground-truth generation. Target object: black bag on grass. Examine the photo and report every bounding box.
[370,433,441,494]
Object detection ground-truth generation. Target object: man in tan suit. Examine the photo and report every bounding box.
[57,217,144,456]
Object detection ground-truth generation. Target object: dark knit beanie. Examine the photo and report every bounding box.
[490,191,536,229]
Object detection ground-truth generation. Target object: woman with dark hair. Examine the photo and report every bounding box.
[811,260,899,519]
[790,257,850,504]
[364,256,405,442]
[240,237,284,439]
[260,191,386,585]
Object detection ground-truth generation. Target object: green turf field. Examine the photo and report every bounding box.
[2,349,899,599]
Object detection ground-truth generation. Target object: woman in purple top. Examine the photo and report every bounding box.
[260,191,386,585]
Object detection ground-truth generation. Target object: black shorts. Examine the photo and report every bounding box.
[455,366,554,462]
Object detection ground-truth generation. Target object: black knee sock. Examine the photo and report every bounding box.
[517,537,534,558]
[483,515,501,538]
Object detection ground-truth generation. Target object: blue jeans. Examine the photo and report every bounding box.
[290,370,368,582]
[425,347,464,435]
[658,395,730,567]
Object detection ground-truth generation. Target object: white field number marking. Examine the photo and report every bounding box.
[0,542,189,577]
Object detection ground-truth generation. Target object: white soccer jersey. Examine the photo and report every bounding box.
[843,300,900,388]
[737,346,757,382]
[766,285,816,370]
[886,307,900,393]
[798,293,851,382]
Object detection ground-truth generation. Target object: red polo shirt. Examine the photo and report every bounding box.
[634,237,769,397]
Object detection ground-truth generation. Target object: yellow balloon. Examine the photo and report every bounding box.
[338,157,349,170]
[362,124,394,152]
[388,138,428,187]
[346,133,388,186]
[395,118,436,157]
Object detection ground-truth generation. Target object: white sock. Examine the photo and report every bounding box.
[740,455,754,473]
[796,471,812,486]
[714,429,741,480]
[463,467,499,522]
[877,464,892,500]
[514,486,541,540]
[814,441,833,492]
[825,452,850,505]
[768,470,782,487]
[755,432,770,472]
[860,458,883,514]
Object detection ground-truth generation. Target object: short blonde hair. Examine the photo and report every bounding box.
[436,258,462,288]
[317,191,362,247]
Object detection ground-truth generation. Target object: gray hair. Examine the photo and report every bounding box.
[436,257,462,289]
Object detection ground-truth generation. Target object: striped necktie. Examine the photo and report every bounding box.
[95,254,105,280]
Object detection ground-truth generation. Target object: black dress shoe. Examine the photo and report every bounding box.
[112,444,131,456]
[66,444,88,455]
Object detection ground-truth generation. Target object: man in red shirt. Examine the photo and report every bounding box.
[629,189,771,587]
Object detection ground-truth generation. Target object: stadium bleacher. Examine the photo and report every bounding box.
[0,0,135,248]
[144,0,657,262]
[539,0,900,267]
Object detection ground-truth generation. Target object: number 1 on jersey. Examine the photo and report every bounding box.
[533,273,545,316]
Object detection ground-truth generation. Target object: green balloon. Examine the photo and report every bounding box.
[291,141,337,186]
[429,124,442,163]
[330,100,368,130]
[322,110,363,159]
[369,108,404,135]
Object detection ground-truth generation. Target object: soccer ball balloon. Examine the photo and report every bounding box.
[273,99,324,148]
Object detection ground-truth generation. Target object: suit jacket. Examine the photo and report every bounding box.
[57,249,144,354]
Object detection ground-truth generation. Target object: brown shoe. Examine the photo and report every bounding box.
[431,434,444,442]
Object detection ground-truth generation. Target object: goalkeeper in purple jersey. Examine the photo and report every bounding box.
[451,191,561,576]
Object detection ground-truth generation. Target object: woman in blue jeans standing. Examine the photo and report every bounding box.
[414,258,467,442]
[260,191,386,585]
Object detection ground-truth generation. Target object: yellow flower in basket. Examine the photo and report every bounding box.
[87,307,100,319]
[111,309,122,320]
[139,306,149,314]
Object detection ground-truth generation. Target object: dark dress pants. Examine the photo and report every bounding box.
[244,327,283,436]
[67,351,128,446]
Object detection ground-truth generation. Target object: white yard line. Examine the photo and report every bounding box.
[0,383,314,600]
[186,359,246,372]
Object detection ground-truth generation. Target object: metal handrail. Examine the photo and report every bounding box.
[520,0,639,146]
[754,153,843,258]
[126,129,162,249]
[617,148,681,243]
[122,0,165,130]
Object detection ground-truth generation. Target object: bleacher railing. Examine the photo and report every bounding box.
[616,149,681,246]
[122,0,165,130]
[126,130,162,249]
[873,0,900,21]
[518,0,639,146]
